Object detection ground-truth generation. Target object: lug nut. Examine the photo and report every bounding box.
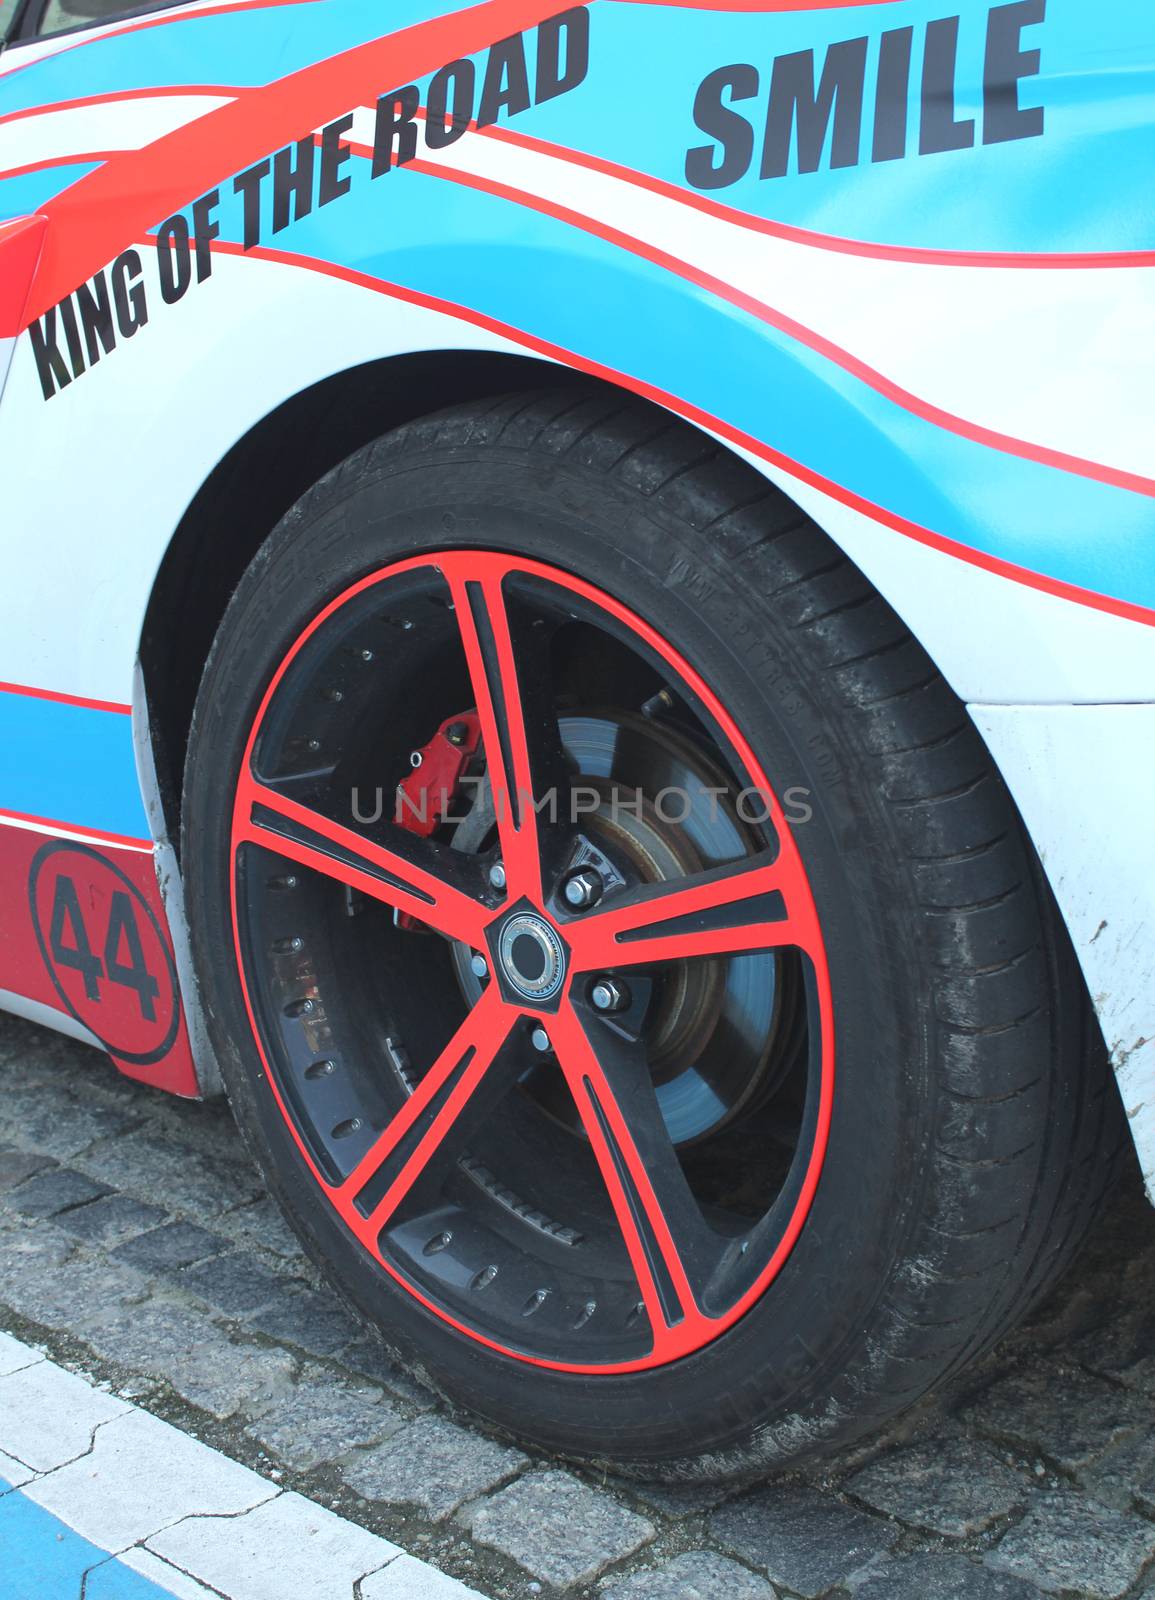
[488,862,507,891]
[563,868,603,910]
[470,953,488,979]
[530,1026,552,1054]
[591,978,629,1014]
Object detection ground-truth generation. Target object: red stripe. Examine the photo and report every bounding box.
[358,145,1155,504]
[0,215,46,341]
[0,85,241,131]
[194,236,1155,632]
[473,120,1155,272]
[0,807,149,849]
[20,0,577,328]
[0,678,132,714]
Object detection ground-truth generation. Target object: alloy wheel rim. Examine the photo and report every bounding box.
[229,549,835,1373]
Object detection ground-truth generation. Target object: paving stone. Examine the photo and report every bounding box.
[964,1361,1146,1472]
[343,1336,438,1410]
[245,1366,403,1468]
[0,1254,150,1339]
[1081,1430,1155,1513]
[245,1283,363,1357]
[179,1251,293,1316]
[984,1490,1155,1599]
[80,1132,263,1219]
[4,1166,111,1218]
[470,1470,654,1589]
[1072,1306,1155,1398]
[0,1358,131,1471]
[0,1085,138,1160]
[81,1302,295,1420]
[25,1405,276,1550]
[111,1220,227,1271]
[146,1487,400,1600]
[0,1147,56,1191]
[218,1195,308,1262]
[854,1552,1046,1599]
[601,1550,774,1599]
[847,1435,1029,1535]
[345,1416,526,1521]
[711,1485,900,1598]
[55,1192,168,1246]
[623,1479,732,1517]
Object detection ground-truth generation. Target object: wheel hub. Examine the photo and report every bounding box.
[496,911,567,1003]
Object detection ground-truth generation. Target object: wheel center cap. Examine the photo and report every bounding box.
[497,912,567,1002]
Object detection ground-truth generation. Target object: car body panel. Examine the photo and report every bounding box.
[0,0,1151,1186]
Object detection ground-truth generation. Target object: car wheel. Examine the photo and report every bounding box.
[182,388,1123,1478]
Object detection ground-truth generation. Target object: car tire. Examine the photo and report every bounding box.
[182,387,1125,1479]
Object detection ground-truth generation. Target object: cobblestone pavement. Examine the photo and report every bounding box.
[1,1013,1153,1600]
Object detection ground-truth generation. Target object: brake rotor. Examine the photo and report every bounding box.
[446,709,785,1145]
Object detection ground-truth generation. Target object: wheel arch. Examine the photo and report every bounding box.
[138,347,592,847]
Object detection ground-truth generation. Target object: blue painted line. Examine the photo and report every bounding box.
[0,692,148,841]
[0,1480,174,1600]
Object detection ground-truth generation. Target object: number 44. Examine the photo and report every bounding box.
[49,874,160,1022]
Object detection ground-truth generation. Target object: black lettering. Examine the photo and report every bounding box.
[103,891,159,1022]
[111,250,148,338]
[272,139,315,233]
[425,59,475,148]
[56,295,85,378]
[763,37,868,178]
[920,15,975,154]
[233,158,270,249]
[984,0,1045,145]
[75,272,116,368]
[535,7,589,104]
[685,64,758,190]
[873,26,913,162]
[156,214,193,304]
[49,876,103,1001]
[319,113,354,204]
[372,86,420,175]
[191,190,220,283]
[477,33,531,127]
[28,307,72,400]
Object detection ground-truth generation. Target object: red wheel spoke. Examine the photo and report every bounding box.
[550,1004,716,1357]
[443,556,544,903]
[236,775,490,947]
[567,850,819,970]
[336,986,515,1240]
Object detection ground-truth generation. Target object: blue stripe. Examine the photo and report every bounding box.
[210,159,1155,614]
[0,162,101,222]
[0,1484,177,1600]
[0,693,148,840]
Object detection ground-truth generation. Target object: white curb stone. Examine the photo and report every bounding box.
[117,1547,225,1598]
[0,1333,491,1599]
[147,1488,402,1599]
[361,1552,491,1597]
[24,1405,277,1549]
[0,1357,130,1470]
[0,1328,44,1376]
[0,1446,37,1489]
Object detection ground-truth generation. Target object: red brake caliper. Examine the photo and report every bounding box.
[393,710,482,929]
